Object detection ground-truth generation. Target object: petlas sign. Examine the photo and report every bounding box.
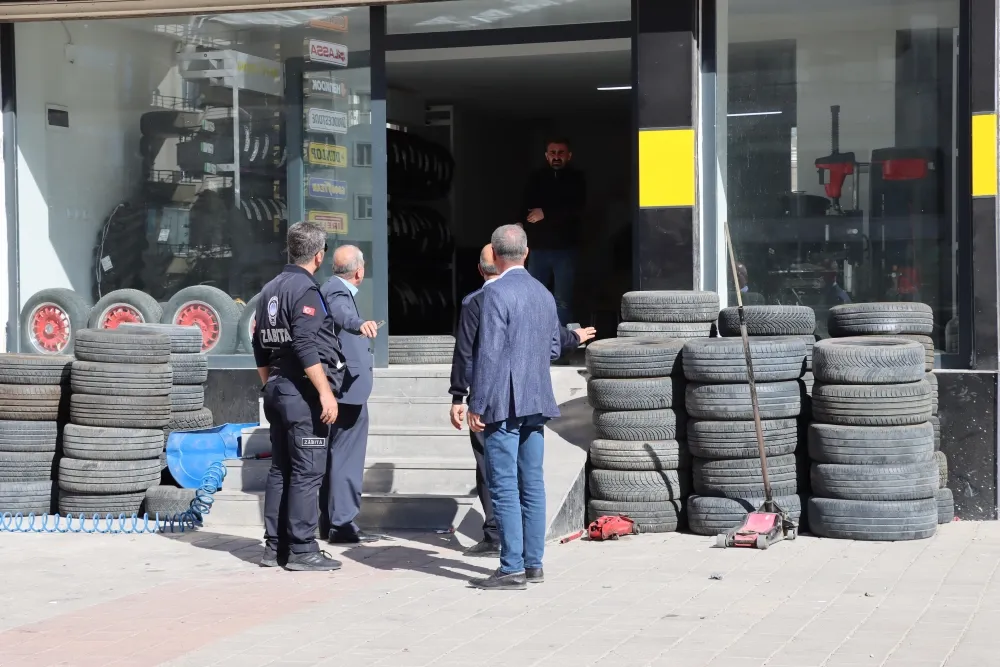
[306,39,348,67]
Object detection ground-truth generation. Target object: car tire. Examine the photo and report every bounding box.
[0,421,58,453]
[0,355,72,386]
[62,424,164,461]
[587,499,685,533]
[388,336,455,364]
[828,302,934,336]
[692,455,798,499]
[162,286,241,355]
[620,291,720,323]
[811,461,938,501]
[812,381,933,426]
[936,487,954,524]
[687,494,804,536]
[170,385,206,412]
[682,337,806,383]
[118,323,203,354]
[588,469,689,502]
[89,289,163,330]
[144,485,199,518]
[0,385,65,421]
[813,337,925,385]
[586,338,685,379]
[57,458,162,495]
[170,354,208,385]
[616,322,713,339]
[934,451,948,488]
[0,451,57,482]
[70,394,171,429]
[808,497,937,541]
[592,408,685,441]
[59,491,146,516]
[587,377,683,411]
[808,422,935,464]
[687,419,798,459]
[927,372,938,415]
[70,361,172,396]
[165,407,214,435]
[0,481,54,515]
[589,439,689,471]
[20,288,92,355]
[931,416,941,451]
[73,329,171,364]
[717,306,816,337]
[685,381,801,420]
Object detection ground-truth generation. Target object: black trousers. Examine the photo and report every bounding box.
[320,403,369,533]
[471,430,499,543]
[262,379,328,555]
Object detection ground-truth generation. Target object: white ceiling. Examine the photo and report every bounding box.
[387,0,630,33]
[386,39,631,117]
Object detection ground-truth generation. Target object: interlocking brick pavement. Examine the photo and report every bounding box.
[0,521,997,666]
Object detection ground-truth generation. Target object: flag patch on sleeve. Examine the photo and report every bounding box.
[303,306,316,316]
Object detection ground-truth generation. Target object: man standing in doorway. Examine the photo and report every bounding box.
[521,138,586,325]
[320,245,381,544]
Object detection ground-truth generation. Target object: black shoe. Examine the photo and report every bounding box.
[470,568,527,590]
[464,540,501,558]
[526,567,544,584]
[328,528,381,544]
[260,546,279,568]
[284,550,342,572]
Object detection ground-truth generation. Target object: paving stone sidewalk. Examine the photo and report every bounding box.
[0,521,997,667]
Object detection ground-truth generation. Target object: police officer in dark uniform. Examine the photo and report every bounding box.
[253,221,347,572]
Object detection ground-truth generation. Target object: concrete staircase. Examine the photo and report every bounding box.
[208,365,591,544]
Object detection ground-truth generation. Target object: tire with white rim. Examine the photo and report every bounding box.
[89,289,163,330]
[162,285,241,355]
[20,288,92,355]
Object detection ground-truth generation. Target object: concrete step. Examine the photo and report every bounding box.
[241,425,473,460]
[224,455,476,495]
[206,489,478,532]
[371,365,452,398]
[368,395,455,428]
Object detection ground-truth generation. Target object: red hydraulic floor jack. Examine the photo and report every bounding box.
[717,223,798,550]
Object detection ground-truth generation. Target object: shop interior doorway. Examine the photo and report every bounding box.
[384,38,633,336]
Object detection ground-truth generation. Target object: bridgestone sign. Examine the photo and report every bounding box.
[306,108,348,135]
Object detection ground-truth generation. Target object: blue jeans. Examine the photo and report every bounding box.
[482,414,547,574]
[527,249,575,325]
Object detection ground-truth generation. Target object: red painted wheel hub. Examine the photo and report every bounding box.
[30,304,71,353]
[175,301,221,352]
[100,305,143,329]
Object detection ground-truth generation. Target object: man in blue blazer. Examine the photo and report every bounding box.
[449,244,594,559]
[320,245,380,544]
[468,225,563,590]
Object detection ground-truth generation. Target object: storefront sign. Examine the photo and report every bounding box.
[306,142,348,167]
[308,16,349,32]
[306,108,349,135]
[307,177,348,200]
[306,40,348,67]
[305,76,349,99]
[308,211,349,235]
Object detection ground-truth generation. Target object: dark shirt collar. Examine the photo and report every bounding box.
[284,264,320,286]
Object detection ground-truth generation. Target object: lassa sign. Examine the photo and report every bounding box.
[306,40,348,67]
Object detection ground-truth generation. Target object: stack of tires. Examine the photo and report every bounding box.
[616,291,719,340]
[60,330,171,516]
[388,336,455,365]
[585,337,689,533]
[827,302,951,525]
[121,324,213,436]
[0,355,73,515]
[682,336,808,536]
[807,337,939,540]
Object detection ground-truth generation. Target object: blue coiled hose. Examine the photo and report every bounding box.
[0,461,226,534]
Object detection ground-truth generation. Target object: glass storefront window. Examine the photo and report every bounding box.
[388,0,630,33]
[715,0,960,350]
[14,9,375,359]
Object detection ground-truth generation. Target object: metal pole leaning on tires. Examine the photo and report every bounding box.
[723,222,772,511]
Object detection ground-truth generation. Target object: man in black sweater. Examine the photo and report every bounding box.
[520,138,587,325]
[449,244,595,557]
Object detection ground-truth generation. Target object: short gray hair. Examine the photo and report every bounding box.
[334,245,365,276]
[491,224,528,261]
[287,222,326,265]
[479,256,498,276]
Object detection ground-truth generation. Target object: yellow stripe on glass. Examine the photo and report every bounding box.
[972,112,997,197]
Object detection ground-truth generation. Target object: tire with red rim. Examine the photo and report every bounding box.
[89,289,163,330]
[238,294,260,353]
[162,286,241,355]
[20,288,92,355]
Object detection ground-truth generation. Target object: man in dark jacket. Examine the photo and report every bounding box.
[520,138,586,325]
[320,245,380,544]
[453,237,595,565]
